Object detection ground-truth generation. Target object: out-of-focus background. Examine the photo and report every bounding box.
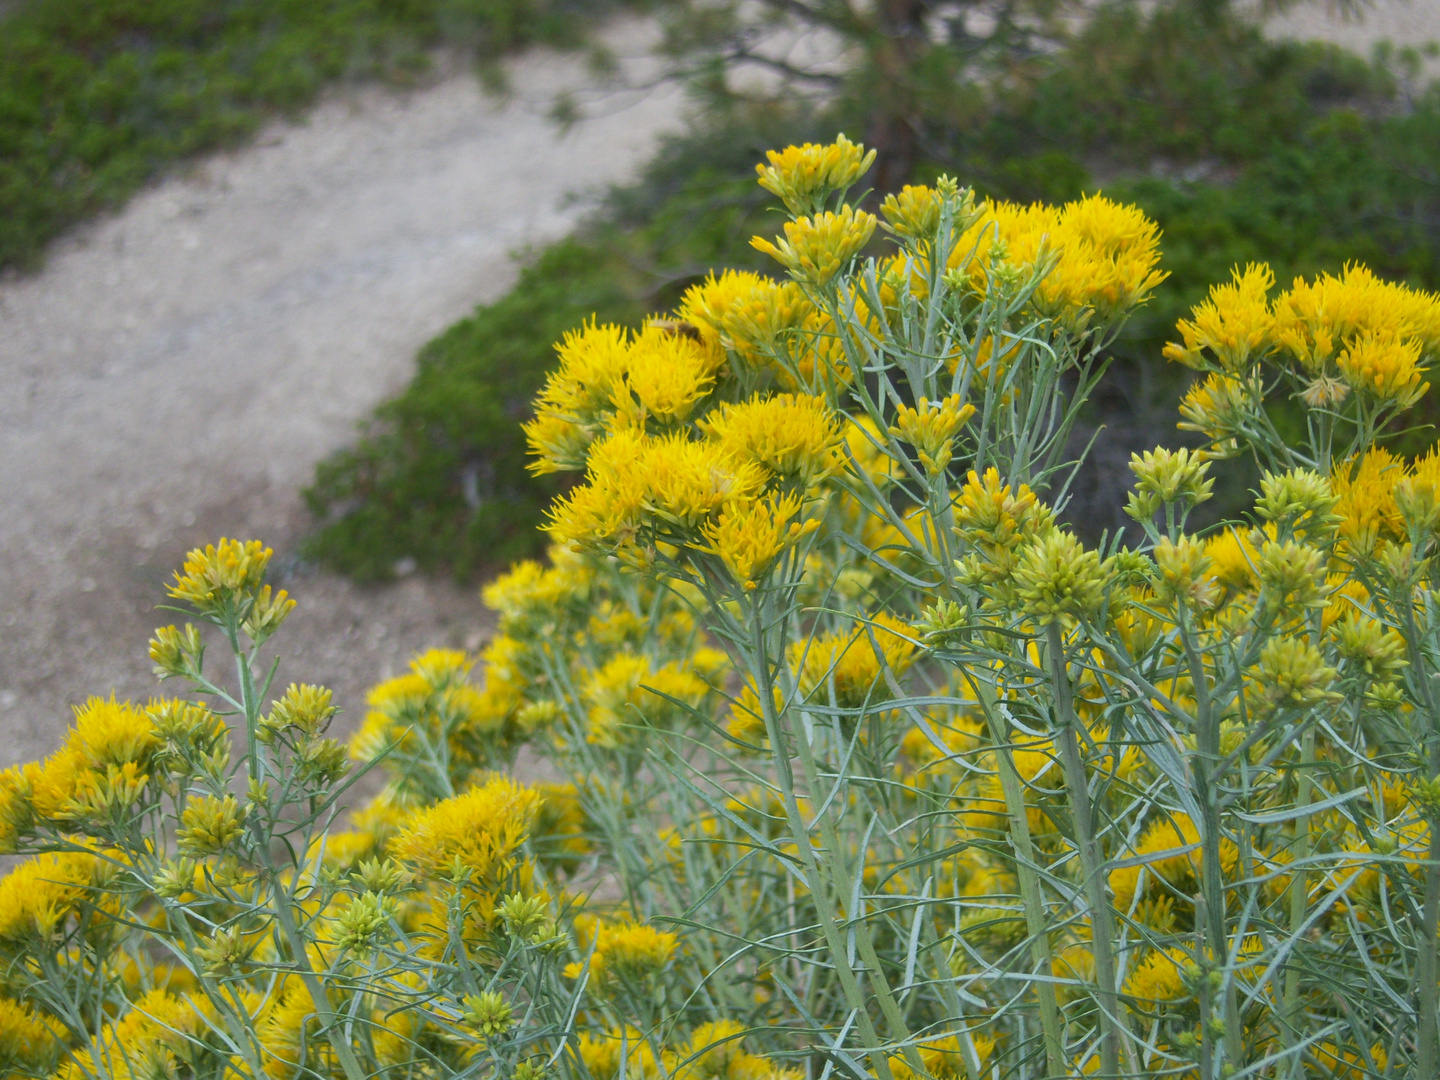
[2,0,1437,764]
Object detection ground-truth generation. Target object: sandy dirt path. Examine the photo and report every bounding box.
[2,4,1438,767]
[0,23,684,765]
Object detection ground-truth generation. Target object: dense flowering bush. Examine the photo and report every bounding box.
[5,136,1440,1080]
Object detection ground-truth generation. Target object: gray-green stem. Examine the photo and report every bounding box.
[1178,610,1244,1066]
[969,672,1066,1079]
[1046,621,1125,1078]
[1281,728,1315,1076]
[746,593,909,1080]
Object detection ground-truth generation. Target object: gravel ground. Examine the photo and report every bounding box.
[0,22,684,765]
[2,3,1437,768]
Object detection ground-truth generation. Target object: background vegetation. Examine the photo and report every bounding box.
[305,0,1440,580]
[0,0,640,270]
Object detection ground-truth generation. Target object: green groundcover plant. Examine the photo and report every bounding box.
[0,0,639,271]
[8,135,1440,1079]
[304,1,1440,580]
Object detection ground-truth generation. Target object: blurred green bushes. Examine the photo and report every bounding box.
[306,0,1440,578]
[0,0,635,270]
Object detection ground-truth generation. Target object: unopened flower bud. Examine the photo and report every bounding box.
[1255,468,1340,538]
[335,891,396,952]
[1153,536,1217,609]
[1128,447,1213,514]
[149,624,204,679]
[461,991,513,1039]
[354,857,407,894]
[1012,531,1110,624]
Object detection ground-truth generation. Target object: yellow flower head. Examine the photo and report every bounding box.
[576,1028,663,1080]
[552,429,770,551]
[702,491,819,591]
[177,794,247,856]
[1123,947,1193,1004]
[1308,1041,1389,1080]
[1273,263,1440,374]
[543,427,651,550]
[566,916,678,987]
[393,776,542,881]
[1330,609,1407,681]
[484,547,594,627]
[668,1020,790,1080]
[168,538,273,614]
[1177,372,1252,449]
[1163,263,1274,373]
[752,205,878,286]
[643,434,769,531]
[1256,468,1340,539]
[1331,448,1407,557]
[890,1034,997,1080]
[889,395,976,476]
[954,468,1054,554]
[29,697,159,822]
[1107,813,1235,912]
[526,321,633,473]
[0,851,101,943]
[1204,526,1262,595]
[1255,637,1340,709]
[614,323,719,425]
[953,195,1165,325]
[1152,535,1217,609]
[0,997,60,1073]
[755,135,875,216]
[1012,530,1109,624]
[1395,442,1440,538]
[58,989,197,1080]
[1335,330,1429,409]
[1125,446,1213,520]
[581,652,710,747]
[682,272,816,368]
[702,393,843,486]
[879,183,947,243]
[1255,539,1328,616]
[792,612,917,709]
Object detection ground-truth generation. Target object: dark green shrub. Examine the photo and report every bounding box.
[0,0,637,270]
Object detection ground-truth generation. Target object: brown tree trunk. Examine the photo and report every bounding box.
[864,0,928,195]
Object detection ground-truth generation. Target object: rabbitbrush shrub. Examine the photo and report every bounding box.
[6,136,1440,1079]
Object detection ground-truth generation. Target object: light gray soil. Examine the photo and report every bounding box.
[0,23,684,765]
[2,4,1437,768]
[1267,0,1440,59]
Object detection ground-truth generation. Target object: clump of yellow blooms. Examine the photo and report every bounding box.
[751,204,878,286]
[564,916,678,990]
[754,133,874,216]
[950,193,1167,326]
[1165,261,1440,438]
[5,136,1440,1080]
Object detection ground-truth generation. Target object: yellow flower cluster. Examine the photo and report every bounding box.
[565,916,677,987]
[6,136,1436,1080]
[0,851,103,943]
[349,647,535,796]
[951,193,1167,326]
[754,134,875,216]
[581,652,713,748]
[393,776,541,881]
[1167,261,1440,419]
[752,205,878,286]
[576,1021,799,1080]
